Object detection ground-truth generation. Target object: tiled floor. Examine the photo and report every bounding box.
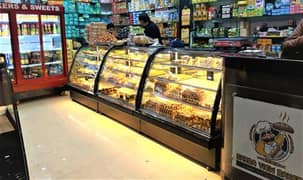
[18,95,221,180]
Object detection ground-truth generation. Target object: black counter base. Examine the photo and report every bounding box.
[97,99,219,170]
[70,90,98,111]
[69,92,220,170]
[140,119,217,170]
[98,101,140,131]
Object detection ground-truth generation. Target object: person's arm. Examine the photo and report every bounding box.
[282,20,303,51]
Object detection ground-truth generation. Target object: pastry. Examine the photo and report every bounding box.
[182,88,205,105]
[100,87,117,95]
[155,79,170,94]
[144,99,159,113]
[159,103,182,120]
[167,84,182,100]
[117,87,136,102]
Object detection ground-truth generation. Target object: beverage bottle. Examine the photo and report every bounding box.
[31,24,36,35]
[23,24,28,35]
[53,24,57,34]
[48,24,51,34]
[56,24,60,34]
[44,24,47,34]
[18,24,22,35]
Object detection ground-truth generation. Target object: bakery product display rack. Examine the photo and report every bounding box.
[68,44,113,110]
[68,45,223,170]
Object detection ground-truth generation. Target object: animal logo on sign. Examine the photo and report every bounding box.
[249,112,294,163]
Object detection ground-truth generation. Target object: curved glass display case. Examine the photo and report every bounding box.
[97,46,159,110]
[69,45,109,93]
[140,49,223,136]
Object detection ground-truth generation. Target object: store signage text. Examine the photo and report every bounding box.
[0,3,60,12]
[236,153,302,180]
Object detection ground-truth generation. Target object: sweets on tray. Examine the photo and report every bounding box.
[174,107,195,126]
[117,87,136,102]
[155,79,170,94]
[100,87,117,95]
[182,88,205,105]
[144,99,159,112]
[194,113,211,133]
[167,84,182,100]
[159,103,182,120]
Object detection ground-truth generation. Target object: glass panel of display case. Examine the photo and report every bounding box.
[69,46,108,93]
[41,15,63,76]
[141,49,223,135]
[98,46,158,110]
[0,13,14,82]
[16,14,42,80]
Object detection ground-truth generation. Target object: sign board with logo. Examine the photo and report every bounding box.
[232,96,303,180]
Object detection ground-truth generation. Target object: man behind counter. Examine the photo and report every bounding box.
[282,20,303,60]
[139,13,162,44]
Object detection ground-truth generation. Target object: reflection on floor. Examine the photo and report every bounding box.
[19,95,221,180]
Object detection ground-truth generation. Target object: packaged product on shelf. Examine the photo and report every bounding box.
[85,22,117,45]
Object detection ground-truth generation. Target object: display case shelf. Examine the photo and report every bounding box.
[141,108,212,137]
[150,92,214,112]
[155,77,218,92]
[158,62,222,72]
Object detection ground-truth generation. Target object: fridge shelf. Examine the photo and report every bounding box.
[21,63,41,68]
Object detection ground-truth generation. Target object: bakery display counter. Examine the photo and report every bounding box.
[141,49,222,135]
[68,45,223,170]
[137,49,223,169]
[68,45,111,110]
[96,46,161,130]
[97,46,159,110]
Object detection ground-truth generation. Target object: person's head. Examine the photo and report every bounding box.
[139,13,151,27]
[107,23,115,32]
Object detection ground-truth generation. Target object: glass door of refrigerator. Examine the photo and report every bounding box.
[0,13,14,82]
[141,49,223,135]
[98,47,157,110]
[41,15,63,76]
[16,14,42,80]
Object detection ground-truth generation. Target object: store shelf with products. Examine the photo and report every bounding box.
[188,0,303,54]
[0,3,68,98]
[64,0,111,40]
